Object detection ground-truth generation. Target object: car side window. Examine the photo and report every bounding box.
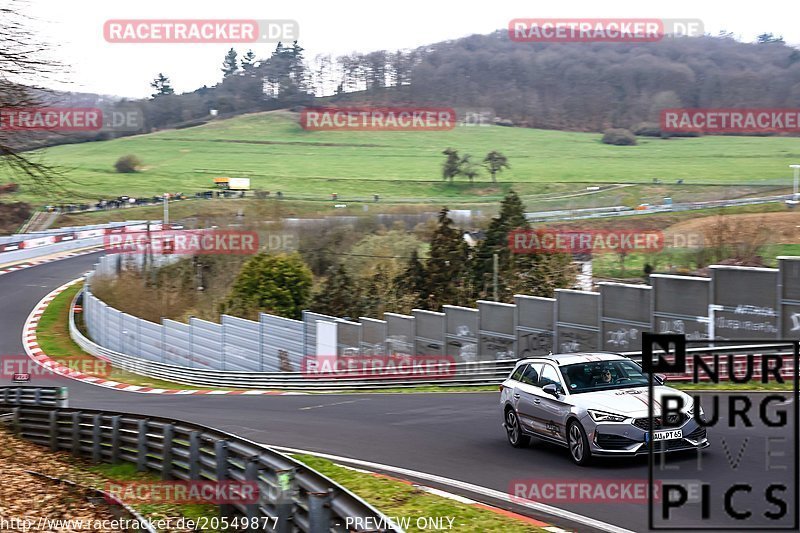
[519,363,542,386]
[539,364,563,389]
[510,364,526,382]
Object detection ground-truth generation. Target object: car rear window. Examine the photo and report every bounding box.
[510,364,526,381]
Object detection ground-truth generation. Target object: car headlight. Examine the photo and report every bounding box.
[687,404,704,417]
[588,409,627,423]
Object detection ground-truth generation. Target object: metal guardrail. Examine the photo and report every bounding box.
[0,387,400,533]
[0,386,69,407]
[525,194,792,223]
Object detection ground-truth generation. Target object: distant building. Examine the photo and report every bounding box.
[462,230,485,247]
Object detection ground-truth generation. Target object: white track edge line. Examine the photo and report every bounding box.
[268,445,635,533]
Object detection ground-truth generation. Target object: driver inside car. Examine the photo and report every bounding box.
[592,368,613,386]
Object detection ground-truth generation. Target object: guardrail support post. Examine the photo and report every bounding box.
[161,423,174,480]
[71,412,81,456]
[136,419,149,472]
[91,414,102,464]
[11,407,20,435]
[275,468,296,533]
[307,489,333,533]
[214,440,232,517]
[110,415,121,464]
[57,387,69,408]
[188,431,201,480]
[244,456,260,531]
[48,410,58,451]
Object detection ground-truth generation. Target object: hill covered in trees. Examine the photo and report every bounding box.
[331,31,800,132]
[12,30,800,155]
[139,31,800,134]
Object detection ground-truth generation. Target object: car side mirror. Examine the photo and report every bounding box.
[655,373,667,384]
[543,383,561,397]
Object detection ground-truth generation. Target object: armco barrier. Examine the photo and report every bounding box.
[0,386,69,407]
[0,221,177,266]
[0,387,399,532]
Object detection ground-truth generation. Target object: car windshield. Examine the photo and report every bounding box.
[559,360,649,393]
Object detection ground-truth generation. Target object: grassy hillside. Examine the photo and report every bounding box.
[5,110,800,204]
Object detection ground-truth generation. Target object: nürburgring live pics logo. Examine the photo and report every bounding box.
[642,333,798,530]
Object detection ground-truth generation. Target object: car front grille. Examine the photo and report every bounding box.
[633,413,688,430]
[596,433,639,450]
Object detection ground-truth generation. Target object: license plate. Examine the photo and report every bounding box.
[651,429,682,441]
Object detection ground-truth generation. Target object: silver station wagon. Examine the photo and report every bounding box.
[500,352,709,465]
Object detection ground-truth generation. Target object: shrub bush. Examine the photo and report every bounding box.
[114,155,142,173]
[602,128,637,146]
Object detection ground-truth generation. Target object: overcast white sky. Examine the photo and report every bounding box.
[23,0,800,98]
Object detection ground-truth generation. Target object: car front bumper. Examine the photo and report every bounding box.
[584,415,710,456]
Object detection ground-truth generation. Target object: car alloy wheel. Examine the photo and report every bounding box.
[505,409,530,448]
[568,421,591,465]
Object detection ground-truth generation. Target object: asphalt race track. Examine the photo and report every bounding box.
[1,253,797,533]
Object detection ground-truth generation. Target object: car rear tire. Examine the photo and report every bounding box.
[568,421,592,466]
[505,409,530,448]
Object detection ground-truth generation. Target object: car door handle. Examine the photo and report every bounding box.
[533,398,541,404]
[513,393,520,399]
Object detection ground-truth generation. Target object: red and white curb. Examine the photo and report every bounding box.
[22,278,300,396]
[0,246,104,276]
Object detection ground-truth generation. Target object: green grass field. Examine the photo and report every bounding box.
[592,242,800,280]
[6,110,800,204]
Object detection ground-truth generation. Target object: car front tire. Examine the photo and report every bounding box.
[505,408,531,448]
[568,420,592,466]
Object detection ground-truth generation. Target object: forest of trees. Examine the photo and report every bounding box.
[10,30,800,155]
[309,191,575,319]
[329,31,800,132]
[141,31,800,133]
[91,192,577,323]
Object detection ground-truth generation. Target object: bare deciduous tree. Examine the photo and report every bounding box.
[0,0,66,194]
